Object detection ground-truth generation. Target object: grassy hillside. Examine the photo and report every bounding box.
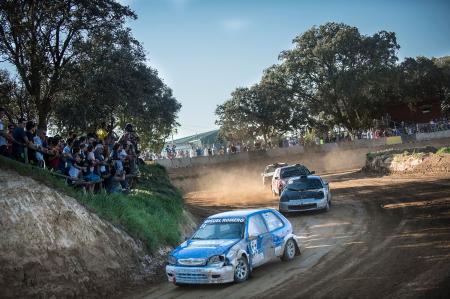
[0,156,184,252]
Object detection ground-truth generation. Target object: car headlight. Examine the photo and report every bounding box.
[208,255,225,266]
[168,255,177,265]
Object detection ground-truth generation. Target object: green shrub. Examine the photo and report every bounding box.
[437,147,450,154]
[0,156,184,252]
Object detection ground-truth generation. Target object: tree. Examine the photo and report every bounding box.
[432,56,450,114]
[0,69,34,123]
[216,87,258,144]
[280,22,400,132]
[250,65,308,142]
[216,64,309,144]
[51,29,181,151]
[0,0,135,129]
[399,57,443,103]
[0,69,13,111]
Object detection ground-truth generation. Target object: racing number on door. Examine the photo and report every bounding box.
[247,214,270,266]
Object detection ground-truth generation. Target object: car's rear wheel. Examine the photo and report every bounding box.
[234,257,250,283]
[281,238,296,261]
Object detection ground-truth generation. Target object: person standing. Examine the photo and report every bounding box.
[25,121,37,163]
[0,108,7,156]
[33,129,47,168]
[12,118,29,162]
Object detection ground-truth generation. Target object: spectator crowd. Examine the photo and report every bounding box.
[152,118,450,160]
[0,107,140,194]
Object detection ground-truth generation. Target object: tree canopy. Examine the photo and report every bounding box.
[216,22,449,143]
[0,0,181,151]
[280,22,400,132]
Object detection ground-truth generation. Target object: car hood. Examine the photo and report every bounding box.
[172,239,241,259]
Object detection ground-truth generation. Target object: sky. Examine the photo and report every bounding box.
[7,0,449,139]
[120,0,450,139]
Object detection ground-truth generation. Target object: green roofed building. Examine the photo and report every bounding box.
[163,130,222,154]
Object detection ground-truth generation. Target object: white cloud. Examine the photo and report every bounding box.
[221,18,250,33]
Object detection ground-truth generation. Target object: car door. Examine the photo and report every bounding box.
[247,214,274,267]
[271,169,280,193]
[261,211,285,256]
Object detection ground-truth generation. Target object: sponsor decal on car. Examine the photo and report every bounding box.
[204,217,245,224]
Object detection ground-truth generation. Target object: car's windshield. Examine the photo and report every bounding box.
[265,165,277,173]
[281,166,308,178]
[192,220,245,240]
[287,178,323,191]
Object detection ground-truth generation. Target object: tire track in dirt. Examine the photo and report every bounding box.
[137,172,450,299]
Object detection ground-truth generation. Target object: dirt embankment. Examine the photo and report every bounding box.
[0,168,168,299]
[364,147,450,175]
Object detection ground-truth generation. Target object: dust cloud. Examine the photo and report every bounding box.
[175,166,276,209]
[169,148,369,208]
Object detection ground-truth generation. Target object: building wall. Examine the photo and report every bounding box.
[388,100,442,123]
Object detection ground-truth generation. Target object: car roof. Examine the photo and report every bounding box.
[279,164,306,170]
[266,163,287,169]
[208,208,273,219]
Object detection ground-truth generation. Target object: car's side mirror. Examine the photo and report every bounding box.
[310,171,315,174]
[184,236,189,241]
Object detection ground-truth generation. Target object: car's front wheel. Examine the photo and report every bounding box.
[234,257,250,283]
[324,200,330,212]
[281,238,297,261]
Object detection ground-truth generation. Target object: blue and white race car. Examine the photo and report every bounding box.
[166,208,300,285]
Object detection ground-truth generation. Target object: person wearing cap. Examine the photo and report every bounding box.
[119,123,140,153]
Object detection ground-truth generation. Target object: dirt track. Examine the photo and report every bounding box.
[138,170,450,299]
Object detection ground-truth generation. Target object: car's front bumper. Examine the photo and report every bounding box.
[166,264,235,284]
[279,197,328,212]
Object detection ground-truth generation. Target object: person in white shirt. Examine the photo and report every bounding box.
[33,129,46,168]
